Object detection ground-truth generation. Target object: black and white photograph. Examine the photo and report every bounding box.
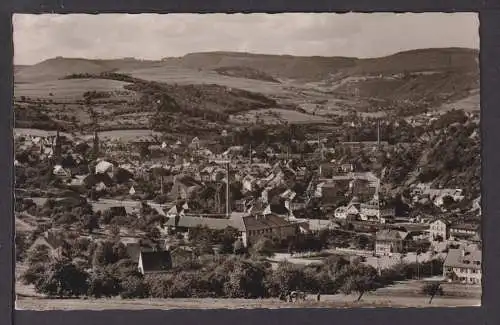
[13,12,481,310]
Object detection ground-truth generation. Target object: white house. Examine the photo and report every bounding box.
[429,219,450,241]
[443,248,482,285]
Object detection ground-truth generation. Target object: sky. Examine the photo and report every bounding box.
[13,13,479,65]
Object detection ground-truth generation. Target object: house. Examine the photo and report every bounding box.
[340,163,354,173]
[360,198,395,223]
[449,223,480,240]
[230,213,298,247]
[242,175,257,193]
[222,146,244,158]
[375,229,408,256]
[199,166,215,182]
[66,174,89,188]
[428,219,451,241]
[95,160,114,175]
[334,196,362,220]
[165,203,188,218]
[169,175,202,200]
[138,250,173,275]
[28,230,65,259]
[199,165,225,182]
[315,181,350,205]
[53,164,71,178]
[189,137,201,150]
[165,215,231,232]
[443,248,481,285]
[413,186,465,207]
[349,178,377,201]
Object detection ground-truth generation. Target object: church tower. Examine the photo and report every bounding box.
[53,129,62,162]
[93,129,100,158]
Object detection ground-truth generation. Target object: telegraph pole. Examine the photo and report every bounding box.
[377,119,381,147]
[226,161,230,217]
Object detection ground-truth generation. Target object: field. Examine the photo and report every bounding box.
[16,287,480,310]
[231,108,330,124]
[14,78,133,101]
[435,91,480,113]
[12,48,480,137]
[14,128,73,138]
[120,66,290,96]
[14,128,161,141]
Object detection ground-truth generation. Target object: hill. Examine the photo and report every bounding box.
[14,57,161,83]
[19,48,478,84]
[213,66,280,83]
[13,48,479,130]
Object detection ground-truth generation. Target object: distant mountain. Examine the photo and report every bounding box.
[161,48,478,81]
[14,57,163,83]
[16,47,478,84]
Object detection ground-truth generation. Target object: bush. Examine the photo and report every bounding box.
[120,276,148,299]
[88,270,121,298]
[34,259,89,297]
[251,237,274,257]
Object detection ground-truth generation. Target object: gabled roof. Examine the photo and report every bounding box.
[234,214,295,232]
[140,251,172,273]
[376,229,407,241]
[165,215,231,230]
[430,218,452,226]
[175,176,202,188]
[450,223,480,231]
[444,248,482,269]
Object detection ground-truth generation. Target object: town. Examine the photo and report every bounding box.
[15,105,481,307]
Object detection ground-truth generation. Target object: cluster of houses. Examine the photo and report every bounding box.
[17,129,481,285]
[410,183,465,208]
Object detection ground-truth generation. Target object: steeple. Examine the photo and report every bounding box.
[54,129,62,161]
[93,129,100,158]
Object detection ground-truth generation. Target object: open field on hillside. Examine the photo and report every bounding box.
[14,79,133,101]
[14,128,164,142]
[119,66,290,96]
[14,128,74,138]
[436,91,480,113]
[231,108,330,124]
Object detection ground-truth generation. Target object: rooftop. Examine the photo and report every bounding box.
[140,251,172,273]
[444,248,482,270]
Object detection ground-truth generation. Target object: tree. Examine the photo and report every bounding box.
[110,224,121,238]
[26,244,51,265]
[251,237,274,257]
[35,258,89,297]
[81,214,99,234]
[441,196,456,210]
[233,238,245,255]
[223,260,268,298]
[21,262,47,286]
[16,232,30,262]
[340,264,379,302]
[421,282,444,304]
[146,226,162,243]
[92,241,121,267]
[267,261,305,296]
[87,269,121,298]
